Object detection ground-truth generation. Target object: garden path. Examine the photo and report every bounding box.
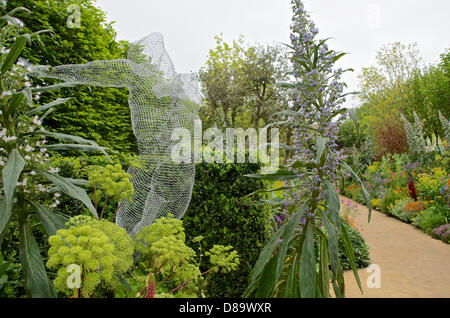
[340,196,450,298]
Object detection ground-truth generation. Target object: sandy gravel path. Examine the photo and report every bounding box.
[340,196,450,298]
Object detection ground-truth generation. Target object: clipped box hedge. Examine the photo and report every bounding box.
[182,162,272,298]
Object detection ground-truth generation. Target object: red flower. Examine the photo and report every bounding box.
[408,175,417,201]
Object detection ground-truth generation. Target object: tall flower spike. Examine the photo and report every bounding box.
[288,0,348,202]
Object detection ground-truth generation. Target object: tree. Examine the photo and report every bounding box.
[358,42,422,119]
[7,0,137,153]
[242,44,290,129]
[407,50,450,143]
[199,35,290,132]
[199,35,246,129]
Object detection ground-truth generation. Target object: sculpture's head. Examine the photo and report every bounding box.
[128,32,176,78]
[128,32,203,105]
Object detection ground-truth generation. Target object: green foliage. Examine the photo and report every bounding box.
[357,43,449,157]
[337,119,358,148]
[412,205,449,234]
[0,250,23,297]
[380,189,402,214]
[7,0,137,154]
[388,197,415,222]
[312,219,370,271]
[439,111,449,141]
[182,162,271,297]
[127,215,239,298]
[416,167,448,203]
[51,155,136,220]
[337,222,371,270]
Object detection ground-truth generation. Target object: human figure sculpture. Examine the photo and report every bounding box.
[30,33,201,237]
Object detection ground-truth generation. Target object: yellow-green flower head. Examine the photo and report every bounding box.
[47,216,134,297]
[87,164,134,202]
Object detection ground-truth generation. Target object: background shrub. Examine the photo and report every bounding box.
[413,205,449,234]
[380,190,403,214]
[338,222,371,270]
[373,117,408,160]
[313,219,371,271]
[388,197,415,222]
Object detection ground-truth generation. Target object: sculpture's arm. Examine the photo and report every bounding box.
[29,59,134,88]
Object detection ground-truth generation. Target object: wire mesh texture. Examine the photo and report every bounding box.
[29,33,201,237]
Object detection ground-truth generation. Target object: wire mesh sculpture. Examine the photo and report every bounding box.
[29,33,201,237]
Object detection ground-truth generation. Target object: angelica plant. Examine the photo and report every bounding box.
[47,215,133,298]
[123,215,239,298]
[87,163,134,219]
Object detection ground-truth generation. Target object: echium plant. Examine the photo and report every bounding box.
[401,111,426,163]
[438,111,449,142]
[244,0,371,298]
[0,3,110,297]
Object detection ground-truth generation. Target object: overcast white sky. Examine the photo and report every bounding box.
[95,0,450,107]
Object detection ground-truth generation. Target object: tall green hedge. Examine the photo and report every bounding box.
[182,162,271,298]
[8,0,137,153]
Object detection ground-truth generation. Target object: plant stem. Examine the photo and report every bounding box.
[167,267,216,295]
[99,196,108,220]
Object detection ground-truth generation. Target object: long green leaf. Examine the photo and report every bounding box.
[254,252,279,297]
[45,144,111,158]
[8,92,24,114]
[23,130,97,145]
[332,52,347,63]
[1,35,27,74]
[318,209,339,282]
[245,198,296,206]
[341,222,363,294]
[274,204,309,282]
[340,161,372,222]
[299,221,316,298]
[315,136,327,165]
[332,267,345,298]
[242,185,300,199]
[31,201,68,236]
[32,82,80,92]
[243,202,308,297]
[324,181,341,231]
[283,254,299,298]
[26,97,74,115]
[38,171,98,218]
[19,222,56,298]
[244,169,297,181]
[0,199,9,239]
[21,87,32,106]
[318,234,331,298]
[1,149,25,234]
